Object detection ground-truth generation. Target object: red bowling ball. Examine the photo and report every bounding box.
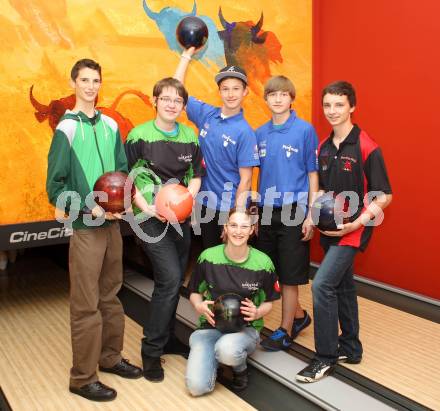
[155,184,193,223]
[93,171,135,213]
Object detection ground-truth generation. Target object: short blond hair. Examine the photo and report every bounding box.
[264,75,296,100]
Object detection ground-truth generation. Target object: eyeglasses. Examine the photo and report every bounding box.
[157,96,184,106]
[227,223,252,230]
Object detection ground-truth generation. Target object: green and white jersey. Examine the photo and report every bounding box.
[188,244,280,331]
[46,110,128,229]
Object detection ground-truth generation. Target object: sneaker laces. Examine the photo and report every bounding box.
[308,359,328,372]
[120,358,139,368]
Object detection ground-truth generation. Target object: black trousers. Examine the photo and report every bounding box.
[199,204,229,250]
[139,218,191,358]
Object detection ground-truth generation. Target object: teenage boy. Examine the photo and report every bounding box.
[256,76,319,351]
[174,47,259,249]
[125,77,204,382]
[46,59,142,402]
[296,81,392,383]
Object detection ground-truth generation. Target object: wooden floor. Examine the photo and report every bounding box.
[264,285,440,410]
[0,257,255,411]
[2,254,440,410]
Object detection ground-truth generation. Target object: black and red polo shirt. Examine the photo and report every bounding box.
[318,124,392,251]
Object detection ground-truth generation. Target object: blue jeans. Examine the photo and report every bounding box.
[139,218,191,358]
[312,245,363,363]
[185,327,259,396]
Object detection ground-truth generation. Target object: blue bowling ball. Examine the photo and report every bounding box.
[176,16,208,49]
[311,192,342,231]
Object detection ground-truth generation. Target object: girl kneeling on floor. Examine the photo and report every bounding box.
[186,209,280,395]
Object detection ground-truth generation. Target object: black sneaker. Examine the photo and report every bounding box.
[69,381,116,402]
[291,310,312,339]
[231,369,249,392]
[99,358,142,379]
[337,349,362,364]
[296,359,335,383]
[260,328,292,351]
[142,355,164,382]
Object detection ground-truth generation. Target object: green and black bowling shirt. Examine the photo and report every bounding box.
[188,244,280,331]
[125,120,205,215]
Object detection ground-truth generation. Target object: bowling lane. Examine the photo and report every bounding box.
[264,285,440,410]
[0,250,255,411]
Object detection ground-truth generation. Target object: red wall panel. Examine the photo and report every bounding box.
[312,0,440,299]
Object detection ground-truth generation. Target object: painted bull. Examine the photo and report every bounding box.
[29,87,153,142]
[218,8,283,93]
[143,0,225,67]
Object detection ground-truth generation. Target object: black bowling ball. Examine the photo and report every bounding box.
[214,293,247,334]
[176,16,208,49]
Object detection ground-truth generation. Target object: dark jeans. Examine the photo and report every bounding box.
[139,218,191,358]
[312,245,363,363]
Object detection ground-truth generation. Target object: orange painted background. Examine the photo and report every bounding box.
[312,0,440,300]
[2,0,438,300]
[0,0,312,225]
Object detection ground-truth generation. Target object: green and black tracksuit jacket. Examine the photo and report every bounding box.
[46,110,128,229]
[188,245,280,331]
[125,120,205,217]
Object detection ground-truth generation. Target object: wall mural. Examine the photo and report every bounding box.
[0,0,312,225]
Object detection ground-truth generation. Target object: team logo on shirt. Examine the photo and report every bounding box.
[258,140,267,158]
[204,123,210,129]
[253,144,259,160]
[222,134,236,147]
[282,144,299,158]
[200,129,207,138]
[341,155,357,172]
[343,160,352,171]
[177,154,193,163]
[241,281,259,291]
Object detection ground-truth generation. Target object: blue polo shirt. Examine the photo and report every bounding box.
[186,96,259,211]
[256,110,318,208]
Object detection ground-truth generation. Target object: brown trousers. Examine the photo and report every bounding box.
[68,223,124,388]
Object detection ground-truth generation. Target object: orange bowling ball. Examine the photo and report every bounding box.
[93,171,135,213]
[155,184,193,223]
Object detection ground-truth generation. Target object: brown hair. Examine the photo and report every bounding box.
[221,208,257,243]
[322,80,356,107]
[264,75,296,100]
[218,77,247,89]
[153,77,188,105]
[70,59,101,81]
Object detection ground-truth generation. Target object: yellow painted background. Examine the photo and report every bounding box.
[0,0,312,225]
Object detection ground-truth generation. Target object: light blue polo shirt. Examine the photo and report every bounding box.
[256,110,318,208]
[187,96,260,211]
